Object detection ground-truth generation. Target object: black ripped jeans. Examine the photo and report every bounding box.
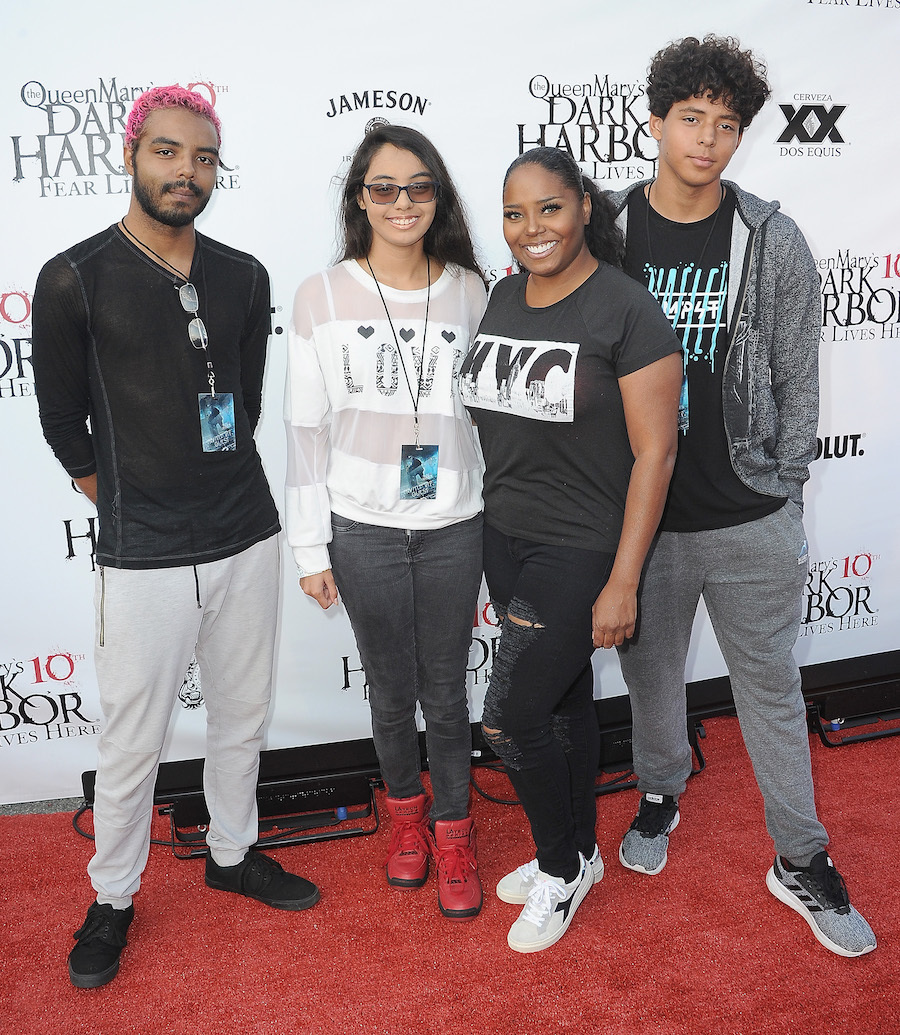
[482,521,615,881]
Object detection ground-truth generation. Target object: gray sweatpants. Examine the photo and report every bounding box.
[88,535,280,908]
[617,501,828,866]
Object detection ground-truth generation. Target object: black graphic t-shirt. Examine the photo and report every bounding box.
[624,187,784,531]
[461,264,680,552]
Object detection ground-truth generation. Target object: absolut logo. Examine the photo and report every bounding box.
[815,433,864,460]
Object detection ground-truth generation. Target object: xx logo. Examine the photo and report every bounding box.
[777,104,846,144]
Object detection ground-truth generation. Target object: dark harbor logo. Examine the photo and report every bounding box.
[0,287,33,401]
[777,95,845,157]
[519,74,655,183]
[325,88,429,119]
[469,602,501,687]
[0,653,100,747]
[817,250,900,341]
[64,513,98,571]
[807,0,900,7]
[800,552,879,637]
[337,602,500,701]
[10,77,237,200]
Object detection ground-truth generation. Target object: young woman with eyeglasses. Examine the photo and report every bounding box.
[458,147,683,952]
[284,125,487,919]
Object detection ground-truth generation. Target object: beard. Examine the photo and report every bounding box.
[131,157,212,228]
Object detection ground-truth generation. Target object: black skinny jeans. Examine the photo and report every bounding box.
[482,521,614,881]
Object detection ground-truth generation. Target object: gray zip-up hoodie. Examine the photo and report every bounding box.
[608,179,820,509]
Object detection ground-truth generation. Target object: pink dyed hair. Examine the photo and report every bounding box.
[125,85,222,150]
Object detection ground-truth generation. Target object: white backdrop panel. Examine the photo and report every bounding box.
[2,0,898,803]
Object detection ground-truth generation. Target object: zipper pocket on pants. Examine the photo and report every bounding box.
[99,565,106,647]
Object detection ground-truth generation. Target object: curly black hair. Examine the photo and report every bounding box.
[647,35,771,129]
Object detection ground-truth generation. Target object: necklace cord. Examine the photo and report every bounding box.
[120,219,215,395]
[120,218,192,281]
[645,182,726,270]
[365,256,431,447]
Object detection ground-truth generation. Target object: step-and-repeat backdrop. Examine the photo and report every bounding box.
[3,0,898,803]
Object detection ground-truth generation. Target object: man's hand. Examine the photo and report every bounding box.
[74,474,97,505]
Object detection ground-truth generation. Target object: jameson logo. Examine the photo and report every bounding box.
[817,250,900,341]
[10,77,238,199]
[325,88,429,119]
[518,73,655,183]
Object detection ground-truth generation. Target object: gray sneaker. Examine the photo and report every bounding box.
[497,844,604,904]
[619,793,679,875]
[766,852,876,957]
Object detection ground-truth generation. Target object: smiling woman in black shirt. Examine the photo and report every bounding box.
[461,147,681,955]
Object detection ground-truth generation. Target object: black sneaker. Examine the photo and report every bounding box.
[619,793,680,875]
[766,852,876,957]
[68,901,134,989]
[205,850,320,911]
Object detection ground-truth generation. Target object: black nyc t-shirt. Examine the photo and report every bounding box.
[462,264,680,552]
[624,187,783,531]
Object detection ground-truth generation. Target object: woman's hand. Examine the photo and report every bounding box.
[591,351,681,649]
[300,569,339,610]
[591,577,637,648]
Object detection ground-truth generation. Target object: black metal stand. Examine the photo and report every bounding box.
[158,774,382,859]
[808,703,900,748]
[592,718,707,798]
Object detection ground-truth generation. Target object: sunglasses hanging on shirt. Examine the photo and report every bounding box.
[120,219,236,452]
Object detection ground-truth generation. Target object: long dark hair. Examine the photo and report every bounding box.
[503,147,624,269]
[338,124,484,280]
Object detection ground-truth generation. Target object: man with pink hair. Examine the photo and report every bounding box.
[33,86,320,990]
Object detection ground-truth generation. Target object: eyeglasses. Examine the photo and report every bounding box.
[177,282,208,350]
[362,181,440,205]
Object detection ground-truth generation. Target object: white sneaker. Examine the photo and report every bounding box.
[507,854,593,953]
[497,845,604,904]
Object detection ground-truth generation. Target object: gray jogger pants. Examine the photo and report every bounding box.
[88,535,280,907]
[617,501,828,865]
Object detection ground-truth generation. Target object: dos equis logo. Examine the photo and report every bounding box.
[777,94,846,158]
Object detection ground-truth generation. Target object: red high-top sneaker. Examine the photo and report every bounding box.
[433,817,482,920]
[383,793,432,887]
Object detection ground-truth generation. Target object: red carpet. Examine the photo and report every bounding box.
[2,716,897,1035]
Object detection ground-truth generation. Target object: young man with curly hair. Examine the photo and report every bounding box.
[33,86,320,989]
[608,35,876,957]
